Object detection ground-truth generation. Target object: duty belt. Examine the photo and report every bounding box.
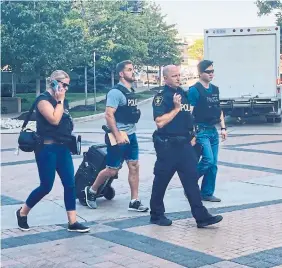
[167,136,190,144]
[153,132,194,144]
[195,125,216,132]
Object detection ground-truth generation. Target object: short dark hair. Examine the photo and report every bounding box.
[197,60,213,73]
[116,60,133,76]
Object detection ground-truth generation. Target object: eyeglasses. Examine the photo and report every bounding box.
[203,70,214,74]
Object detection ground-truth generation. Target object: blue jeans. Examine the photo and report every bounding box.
[106,133,139,169]
[196,126,219,197]
[26,144,76,211]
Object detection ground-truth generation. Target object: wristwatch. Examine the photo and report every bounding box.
[221,127,227,131]
[57,100,63,104]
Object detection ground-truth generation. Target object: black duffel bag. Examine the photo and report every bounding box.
[18,128,42,152]
[17,100,42,152]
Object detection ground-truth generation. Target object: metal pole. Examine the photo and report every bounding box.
[11,73,15,97]
[93,51,97,112]
[84,65,88,106]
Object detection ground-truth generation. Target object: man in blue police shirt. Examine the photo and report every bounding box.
[150,64,223,227]
[188,60,227,202]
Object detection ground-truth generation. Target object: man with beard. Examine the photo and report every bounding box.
[85,60,148,212]
[188,60,227,202]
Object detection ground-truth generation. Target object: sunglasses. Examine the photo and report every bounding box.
[203,70,214,74]
[58,81,70,88]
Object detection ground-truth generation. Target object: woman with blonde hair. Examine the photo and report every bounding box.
[16,70,90,233]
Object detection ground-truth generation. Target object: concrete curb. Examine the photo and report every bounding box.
[73,96,154,123]
[73,112,105,123]
[0,97,154,134]
[68,85,154,108]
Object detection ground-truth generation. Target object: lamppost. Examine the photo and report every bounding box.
[93,51,97,112]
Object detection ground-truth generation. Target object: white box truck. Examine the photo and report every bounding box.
[204,26,281,123]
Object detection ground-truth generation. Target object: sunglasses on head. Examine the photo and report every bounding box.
[203,70,214,74]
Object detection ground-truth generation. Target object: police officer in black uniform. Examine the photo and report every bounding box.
[149,65,223,227]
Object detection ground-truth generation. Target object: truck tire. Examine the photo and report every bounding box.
[266,117,275,123]
[275,117,281,123]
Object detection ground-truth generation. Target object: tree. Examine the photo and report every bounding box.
[256,0,282,17]
[141,2,182,85]
[82,1,181,86]
[83,1,148,86]
[121,0,144,14]
[2,0,183,97]
[188,39,204,60]
[1,1,87,96]
[256,1,282,49]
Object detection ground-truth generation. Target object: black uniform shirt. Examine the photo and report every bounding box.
[36,91,73,140]
[152,85,194,136]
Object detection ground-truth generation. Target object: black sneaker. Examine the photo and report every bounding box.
[85,186,97,209]
[201,195,221,202]
[16,208,30,231]
[150,215,172,226]
[68,222,90,233]
[197,215,223,228]
[128,200,149,212]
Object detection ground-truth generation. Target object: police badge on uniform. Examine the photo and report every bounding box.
[154,96,163,106]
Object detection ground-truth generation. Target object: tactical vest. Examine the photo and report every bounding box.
[156,86,194,136]
[112,84,141,124]
[192,82,221,125]
[36,92,74,142]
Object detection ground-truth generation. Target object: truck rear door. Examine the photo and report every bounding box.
[204,27,279,99]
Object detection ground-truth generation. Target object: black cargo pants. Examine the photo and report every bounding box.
[150,134,210,221]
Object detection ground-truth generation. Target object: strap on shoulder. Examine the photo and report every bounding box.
[190,82,201,90]
[210,83,219,93]
[21,92,52,131]
[21,99,37,131]
[114,84,133,94]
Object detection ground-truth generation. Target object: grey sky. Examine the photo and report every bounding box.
[156,1,277,35]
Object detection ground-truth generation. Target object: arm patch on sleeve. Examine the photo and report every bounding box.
[154,95,163,106]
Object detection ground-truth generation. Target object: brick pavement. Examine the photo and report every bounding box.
[1,201,282,267]
[127,204,282,260]
[2,133,282,202]
[1,117,282,267]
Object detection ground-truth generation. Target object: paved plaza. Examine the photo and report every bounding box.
[1,102,282,268]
